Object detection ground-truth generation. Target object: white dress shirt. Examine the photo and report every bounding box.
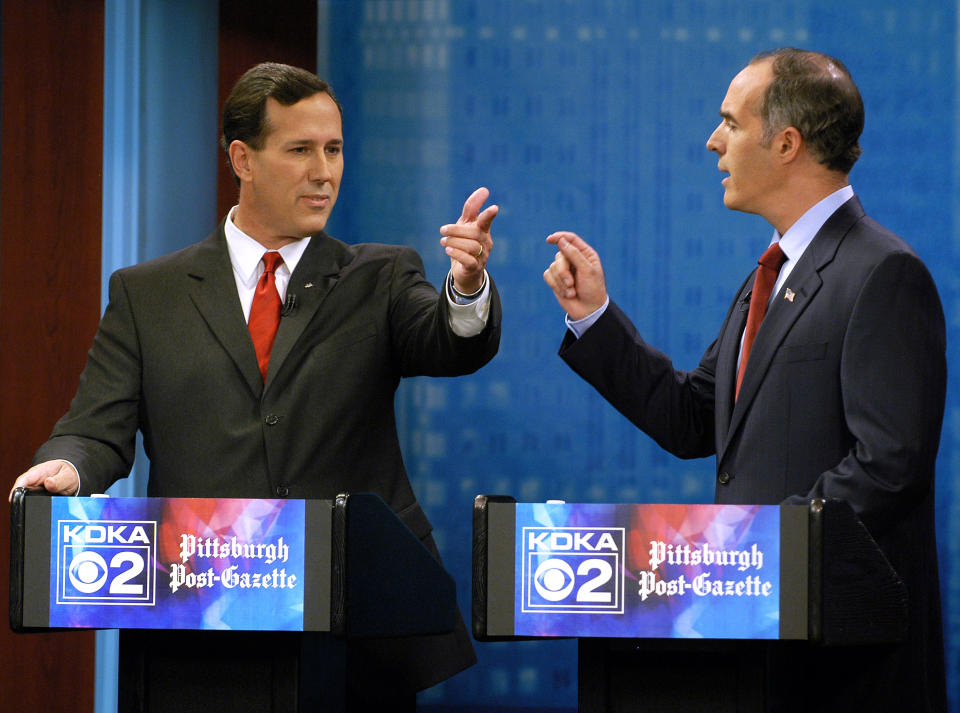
[224,207,490,336]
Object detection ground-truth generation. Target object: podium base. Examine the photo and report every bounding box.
[117,630,415,713]
[578,639,765,713]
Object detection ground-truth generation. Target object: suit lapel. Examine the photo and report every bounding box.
[186,226,264,397]
[719,197,865,456]
[264,233,353,389]
[715,278,751,444]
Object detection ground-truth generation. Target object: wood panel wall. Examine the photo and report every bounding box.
[0,2,317,710]
[0,0,104,711]
[216,0,318,219]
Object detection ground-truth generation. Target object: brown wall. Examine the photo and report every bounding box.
[0,0,105,711]
[217,0,318,219]
[0,2,317,709]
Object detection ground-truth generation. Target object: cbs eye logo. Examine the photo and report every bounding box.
[522,527,625,614]
[57,520,157,606]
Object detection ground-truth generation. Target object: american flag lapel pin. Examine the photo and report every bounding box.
[784,288,796,302]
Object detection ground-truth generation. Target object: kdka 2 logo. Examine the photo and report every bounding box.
[57,520,157,606]
[522,527,625,614]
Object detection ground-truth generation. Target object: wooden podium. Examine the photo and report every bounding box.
[472,496,907,712]
[10,489,458,712]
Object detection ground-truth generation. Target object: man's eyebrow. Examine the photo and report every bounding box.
[283,137,343,147]
[719,110,736,123]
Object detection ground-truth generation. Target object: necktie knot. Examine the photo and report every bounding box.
[758,242,786,271]
[261,251,284,275]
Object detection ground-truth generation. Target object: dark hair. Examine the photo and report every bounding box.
[751,48,863,174]
[221,62,341,176]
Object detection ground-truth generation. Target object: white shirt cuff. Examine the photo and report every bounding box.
[446,270,491,337]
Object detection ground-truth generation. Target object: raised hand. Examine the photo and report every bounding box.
[543,231,608,321]
[440,187,498,294]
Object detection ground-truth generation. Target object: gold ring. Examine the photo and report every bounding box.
[476,245,484,259]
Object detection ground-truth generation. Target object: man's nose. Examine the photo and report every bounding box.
[308,154,331,182]
[706,126,722,154]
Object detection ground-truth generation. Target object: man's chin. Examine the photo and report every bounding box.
[297,215,330,236]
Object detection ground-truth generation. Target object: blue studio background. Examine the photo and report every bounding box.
[99,1,958,711]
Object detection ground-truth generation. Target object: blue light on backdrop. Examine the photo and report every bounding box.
[321,2,958,710]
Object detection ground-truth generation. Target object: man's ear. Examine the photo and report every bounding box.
[776,126,803,164]
[228,140,254,181]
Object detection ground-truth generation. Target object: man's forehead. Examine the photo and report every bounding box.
[721,60,773,115]
[264,94,342,136]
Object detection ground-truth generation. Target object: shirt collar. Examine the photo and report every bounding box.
[773,185,855,261]
[224,206,311,286]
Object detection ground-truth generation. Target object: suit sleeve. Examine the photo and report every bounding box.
[34,270,142,495]
[792,251,946,533]
[387,246,501,377]
[559,299,717,459]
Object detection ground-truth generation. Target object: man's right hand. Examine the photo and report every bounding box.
[543,231,609,321]
[8,460,80,501]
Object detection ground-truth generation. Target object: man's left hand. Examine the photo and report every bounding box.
[441,187,498,294]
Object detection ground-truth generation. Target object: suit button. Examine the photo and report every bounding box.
[718,472,731,485]
[265,414,280,426]
[275,485,289,498]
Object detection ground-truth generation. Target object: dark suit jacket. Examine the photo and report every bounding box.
[36,224,501,692]
[560,197,946,712]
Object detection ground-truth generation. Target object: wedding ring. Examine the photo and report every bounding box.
[475,245,484,259]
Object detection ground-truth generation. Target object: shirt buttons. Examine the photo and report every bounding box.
[264,414,280,426]
[718,472,731,485]
[275,484,289,498]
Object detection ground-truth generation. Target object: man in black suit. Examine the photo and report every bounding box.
[12,62,500,707]
[543,48,946,712]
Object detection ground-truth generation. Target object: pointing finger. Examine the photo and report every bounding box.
[459,186,491,223]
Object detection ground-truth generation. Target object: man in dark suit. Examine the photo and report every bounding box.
[11,63,500,707]
[543,49,946,712]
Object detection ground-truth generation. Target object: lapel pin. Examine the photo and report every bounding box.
[784,288,795,303]
[304,283,314,289]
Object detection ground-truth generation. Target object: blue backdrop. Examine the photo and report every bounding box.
[320,2,959,710]
[101,1,958,711]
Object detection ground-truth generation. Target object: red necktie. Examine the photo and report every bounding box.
[735,242,786,400]
[248,251,284,381]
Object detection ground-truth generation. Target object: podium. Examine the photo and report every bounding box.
[472,496,908,712]
[9,489,458,712]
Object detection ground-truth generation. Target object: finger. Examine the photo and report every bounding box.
[9,463,57,501]
[459,186,490,223]
[546,231,596,255]
[475,204,499,233]
[544,254,576,299]
[440,224,488,241]
[543,266,561,292]
[442,236,487,258]
[551,235,597,272]
[551,251,575,289]
[445,242,485,270]
[543,266,576,302]
[545,230,582,245]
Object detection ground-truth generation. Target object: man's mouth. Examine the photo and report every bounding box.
[302,194,329,208]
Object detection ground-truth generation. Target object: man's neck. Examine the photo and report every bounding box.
[767,172,849,235]
[231,205,302,251]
